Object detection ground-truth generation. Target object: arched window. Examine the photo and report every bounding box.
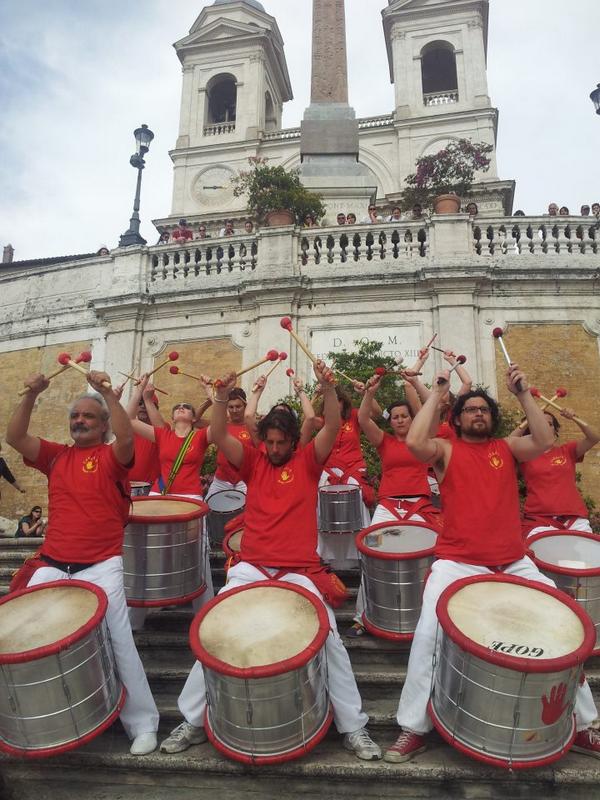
[205,74,237,135]
[264,91,277,131]
[421,42,458,106]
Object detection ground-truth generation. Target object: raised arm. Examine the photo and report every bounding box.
[443,350,472,396]
[504,365,555,462]
[357,375,384,447]
[406,371,450,472]
[294,379,316,424]
[244,375,266,446]
[313,362,341,465]
[142,383,167,428]
[193,377,213,430]
[211,372,244,468]
[88,371,134,466]
[352,380,382,418]
[6,374,48,462]
[561,408,600,459]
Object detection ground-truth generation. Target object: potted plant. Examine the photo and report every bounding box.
[400,139,493,214]
[232,157,326,226]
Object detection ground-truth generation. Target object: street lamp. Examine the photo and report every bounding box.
[591,84,600,115]
[118,124,154,247]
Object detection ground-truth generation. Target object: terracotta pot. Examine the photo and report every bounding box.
[433,194,461,214]
[265,209,295,226]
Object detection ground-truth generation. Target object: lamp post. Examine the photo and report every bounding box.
[118,124,154,247]
[590,84,600,116]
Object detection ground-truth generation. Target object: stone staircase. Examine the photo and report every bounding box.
[1,537,600,800]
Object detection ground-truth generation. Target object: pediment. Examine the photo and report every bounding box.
[387,0,483,10]
[176,18,269,50]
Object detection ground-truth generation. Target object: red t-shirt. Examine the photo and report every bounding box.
[323,408,365,473]
[152,426,208,495]
[436,438,524,566]
[215,423,253,483]
[520,442,587,517]
[238,441,322,568]
[25,439,131,563]
[377,434,430,499]
[436,421,457,440]
[130,434,161,484]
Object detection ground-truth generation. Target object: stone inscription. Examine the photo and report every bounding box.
[311,0,349,103]
[310,326,422,363]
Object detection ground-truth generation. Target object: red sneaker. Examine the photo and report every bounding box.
[383,730,427,763]
[572,728,600,759]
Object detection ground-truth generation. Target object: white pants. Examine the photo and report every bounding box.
[28,556,159,739]
[177,561,369,734]
[317,469,369,570]
[396,557,597,734]
[526,516,592,540]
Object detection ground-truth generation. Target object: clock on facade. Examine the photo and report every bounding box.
[192,166,235,208]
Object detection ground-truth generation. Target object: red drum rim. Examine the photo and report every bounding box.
[127,583,207,608]
[528,530,600,577]
[222,529,243,559]
[0,687,126,759]
[0,580,108,665]
[361,613,414,642]
[205,705,334,765]
[436,574,596,673]
[190,580,330,679]
[127,495,208,523]
[319,484,360,495]
[356,520,437,561]
[427,698,576,770]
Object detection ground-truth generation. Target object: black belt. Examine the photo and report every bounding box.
[40,555,97,574]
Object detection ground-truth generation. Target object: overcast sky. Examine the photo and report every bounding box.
[1,0,599,261]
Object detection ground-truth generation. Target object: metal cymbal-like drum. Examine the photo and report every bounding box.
[318,484,362,534]
[206,490,246,548]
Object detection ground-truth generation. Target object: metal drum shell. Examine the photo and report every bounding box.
[190,581,333,764]
[529,531,600,655]
[206,490,246,548]
[318,484,362,534]
[356,521,437,640]
[0,580,124,758]
[430,574,596,770]
[124,496,208,607]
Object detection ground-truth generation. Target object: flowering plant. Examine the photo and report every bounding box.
[232,157,325,224]
[400,139,493,210]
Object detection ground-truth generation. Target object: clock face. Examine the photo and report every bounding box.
[192,166,235,209]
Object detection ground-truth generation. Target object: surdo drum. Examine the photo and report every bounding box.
[356,521,437,640]
[190,581,333,764]
[0,581,124,757]
[429,574,595,769]
[130,481,152,497]
[124,497,208,607]
[206,490,246,548]
[318,484,362,534]
[529,531,600,655]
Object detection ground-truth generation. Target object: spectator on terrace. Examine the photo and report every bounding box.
[513,210,526,216]
[410,204,424,220]
[581,205,591,217]
[244,220,254,234]
[592,203,600,218]
[465,202,479,217]
[547,203,559,216]
[96,246,110,256]
[172,219,193,242]
[219,220,235,237]
[386,206,402,222]
[346,213,357,225]
[559,206,570,216]
[363,204,381,224]
[196,224,210,240]
[157,231,170,245]
[303,215,318,228]
[336,212,347,226]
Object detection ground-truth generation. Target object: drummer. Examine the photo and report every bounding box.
[6,371,160,756]
[125,386,161,488]
[245,374,315,448]
[160,361,382,762]
[204,387,250,501]
[383,365,600,763]
[515,409,600,539]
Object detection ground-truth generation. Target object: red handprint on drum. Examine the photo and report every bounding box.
[541,683,568,725]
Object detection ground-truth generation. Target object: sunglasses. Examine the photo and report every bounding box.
[173,403,193,411]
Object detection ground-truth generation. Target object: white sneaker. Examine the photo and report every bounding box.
[343,728,382,761]
[160,721,207,754]
[130,732,157,755]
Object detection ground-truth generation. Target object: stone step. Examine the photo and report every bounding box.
[0,537,43,549]
[2,722,600,800]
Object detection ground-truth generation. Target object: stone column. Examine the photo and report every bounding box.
[310,0,348,104]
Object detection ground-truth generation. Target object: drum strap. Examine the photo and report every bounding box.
[522,513,579,536]
[161,430,196,495]
[247,564,350,608]
[379,496,442,530]
[324,466,376,507]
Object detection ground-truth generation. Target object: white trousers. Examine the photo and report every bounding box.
[178,561,369,734]
[526,516,592,540]
[396,557,597,734]
[28,556,159,739]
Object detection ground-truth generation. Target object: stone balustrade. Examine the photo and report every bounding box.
[150,235,257,281]
[203,122,236,136]
[472,217,599,256]
[298,221,428,266]
[423,90,459,106]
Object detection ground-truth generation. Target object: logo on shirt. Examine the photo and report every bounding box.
[239,430,251,441]
[278,467,294,485]
[342,422,353,433]
[82,454,99,474]
[488,448,504,470]
[551,455,567,466]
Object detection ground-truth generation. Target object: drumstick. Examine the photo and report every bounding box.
[531,389,588,427]
[286,368,295,377]
[436,356,467,385]
[375,366,422,377]
[146,351,179,381]
[118,372,169,396]
[214,350,279,388]
[518,388,567,430]
[58,353,112,389]
[168,365,204,381]
[492,327,524,393]
[280,317,318,365]
[331,365,357,383]
[18,352,90,396]
[425,333,438,348]
[265,351,288,379]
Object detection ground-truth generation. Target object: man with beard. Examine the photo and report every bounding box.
[6,371,159,755]
[384,364,600,763]
[160,360,381,761]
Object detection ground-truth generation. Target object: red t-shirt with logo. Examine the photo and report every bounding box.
[436,421,457,440]
[130,434,161,484]
[437,438,524,565]
[215,423,253,483]
[323,408,365,473]
[520,442,587,517]
[152,427,208,495]
[25,439,131,563]
[238,441,322,567]
[377,434,431,499]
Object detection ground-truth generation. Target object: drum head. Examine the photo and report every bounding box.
[439,576,593,668]
[229,530,243,552]
[0,582,104,662]
[319,484,359,497]
[193,582,329,677]
[207,490,246,514]
[529,532,600,575]
[362,524,436,557]
[129,496,206,522]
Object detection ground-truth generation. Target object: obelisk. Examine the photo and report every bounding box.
[300,0,375,216]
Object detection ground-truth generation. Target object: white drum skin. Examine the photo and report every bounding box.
[429,574,595,769]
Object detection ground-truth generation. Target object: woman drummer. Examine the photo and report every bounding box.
[515,408,600,539]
